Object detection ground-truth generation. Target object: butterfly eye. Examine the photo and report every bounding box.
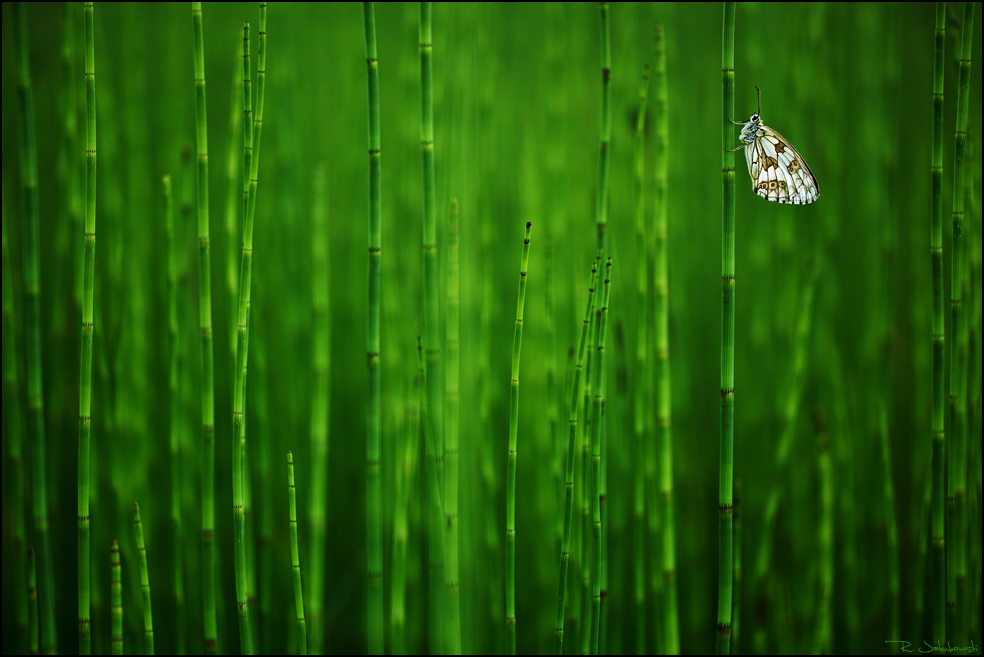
[751,114,759,122]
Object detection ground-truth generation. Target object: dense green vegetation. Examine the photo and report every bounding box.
[2,2,982,655]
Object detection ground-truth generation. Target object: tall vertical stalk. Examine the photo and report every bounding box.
[362,4,384,654]
[717,3,737,654]
[76,2,98,652]
[191,4,216,654]
[418,4,445,650]
[309,165,331,656]
[653,21,679,656]
[812,412,833,655]
[134,503,155,655]
[110,541,122,656]
[445,198,462,654]
[234,4,268,650]
[392,338,423,655]
[631,64,651,657]
[191,2,216,643]
[2,199,29,653]
[506,221,533,655]
[14,8,50,655]
[929,2,947,648]
[288,452,308,655]
[878,403,900,650]
[590,259,613,656]
[596,2,611,258]
[554,262,598,655]
[947,0,975,643]
[164,172,186,655]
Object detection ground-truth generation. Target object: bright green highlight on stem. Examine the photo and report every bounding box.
[111,540,123,656]
[554,262,598,655]
[288,452,307,655]
[363,3,384,654]
[506,221,533,655]
[134,502,155,655]
[717,3,736,655]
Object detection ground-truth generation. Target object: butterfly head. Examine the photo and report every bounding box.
[739,115,761,144]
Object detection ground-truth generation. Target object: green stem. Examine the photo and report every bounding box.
[75,2,98,652]
[392,339,423,656]
[445,198,462,654]
[309,165,331,656]
[191,4,218,654]
[164,172,187,655]
[111,541,122,656]
[134,503,155,655]
[506,222,533,655]
[288,453,308,655]
[363,4,384,654]
[596,2,611,258]
[554,262,599,655]
[653,22,679,655]
[2,196,29,653]
[717,3,736,654]
[947,0,975,644]
[233,6,266,651]
[929,2,947,648]
[812,413,833,655]
[632,61,651,656]
[590,260,613,655]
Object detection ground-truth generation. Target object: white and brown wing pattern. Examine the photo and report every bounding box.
[732,88,819,205]
[747,125,819,204]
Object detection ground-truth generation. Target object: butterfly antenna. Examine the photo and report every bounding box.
[755,86,761,116]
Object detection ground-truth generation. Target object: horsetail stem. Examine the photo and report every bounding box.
[590,259,612,655]
[362,4,384,654]
[164,172,186,655]
[76,2,98,651]
[929,2,947,648]
[631,61,650,657]
[2,196,29,653]
[947,0,975,643]
[812,412,833,655]
[392,338,423,655]
[653,22,679,655]
[190,4,218,653]
[445,198,462,655]
[717,4,736,654]
[134,503,155,655]
[15,7,57,647]
[596,2,611,258]
[506,221,533,655]
[309,164,331,656]
[110,541,122,656]
[288,452,307,655]
[418,6,445,648]
[554,262,598,655]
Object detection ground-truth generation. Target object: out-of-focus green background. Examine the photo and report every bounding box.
[2,2,982,655]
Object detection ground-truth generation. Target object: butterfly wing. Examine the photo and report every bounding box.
[752,125,819,204]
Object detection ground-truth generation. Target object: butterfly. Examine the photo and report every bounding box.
[728,87,819,204]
